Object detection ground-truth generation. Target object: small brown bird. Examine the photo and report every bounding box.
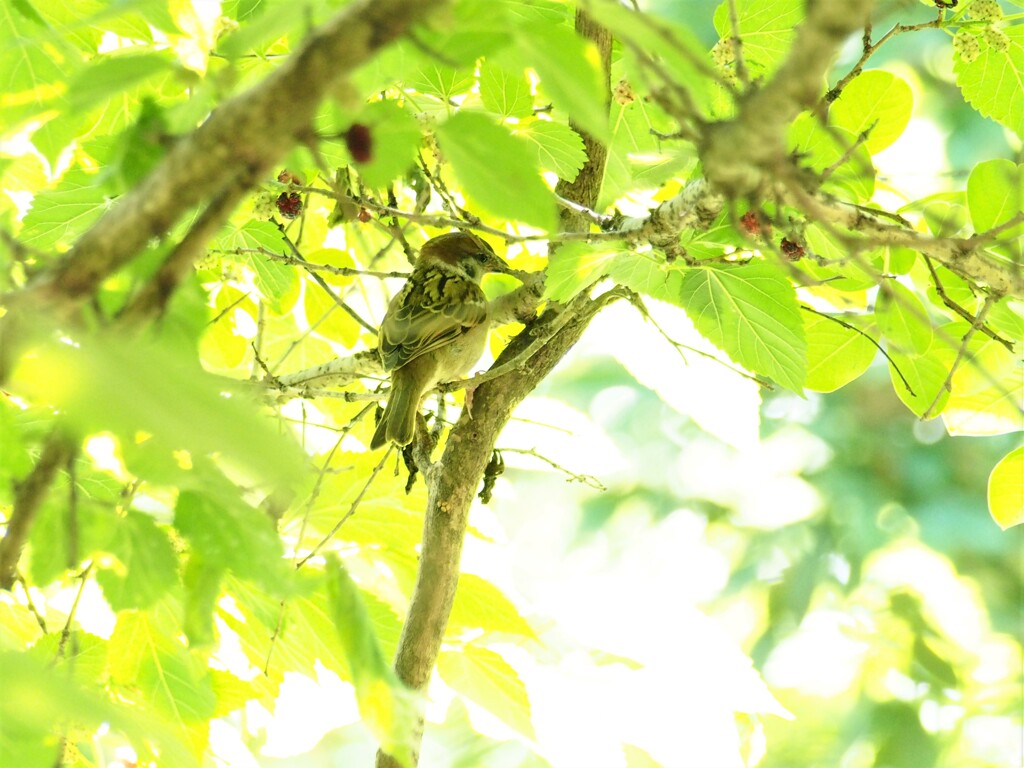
[370,232,511,449]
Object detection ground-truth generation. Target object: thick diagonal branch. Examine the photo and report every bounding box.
[0,431,75,590]
[0,0,447,380]
[376,11,614,768]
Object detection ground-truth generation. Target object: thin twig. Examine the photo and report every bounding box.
[922,296,994,420]
[627,291,772,387]
[273,222,379,334]
[800,305,915,395]
[296,444,394,568]
[56,562,94,659]
[824,15,944,103]
[498,447,607,490]
[923,256,1013,351]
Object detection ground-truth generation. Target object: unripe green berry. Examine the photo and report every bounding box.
[969,0,1003,22]
[953,30,981,63]
[984,26,1010,52]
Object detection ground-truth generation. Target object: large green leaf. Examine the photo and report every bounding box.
[966,159,1023,262]
[515,120,587,181]
[448,574,536,639]
[942,334,1024,437]
[479,60,534,119]
[679,262,807,392]
[108,609,216,753]
[0,649,195,768]
[10,329,307,490]
[438,644,535,739]
[712,0,804,77]
[955,24,1024,139]
[19,168,109,250]
[95,512,180,610]
[608,252,686,304]
[219,220,300,313]
[174,491,291,594]
[0,0,77,132]
[326,558,420,768]
[876,281,933,355]
[435,111,557,231]
[543,241,626,302]
[989,447,1024,530]
[513,20,609,142]
[803,313,877,393]
[830,70,913,154]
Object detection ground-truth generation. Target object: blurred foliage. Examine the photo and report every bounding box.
[0,0,1021,766]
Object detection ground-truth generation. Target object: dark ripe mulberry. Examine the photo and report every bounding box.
[780,238,805,260]
[276,192,303,219]
[740,210,769,237]
[345,123,373,163]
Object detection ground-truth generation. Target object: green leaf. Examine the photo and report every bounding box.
[608,252,686,304]
[220,220,300,313]
[175,491,290,592]
[10,329,307,490]
[788,114,874,202]
[989,447,1024,530]
[19,168,109,250]
[543,241,626,302]
[942,336,1024,436]
[182,555,224,648]
[66,52,173,112]
[803,313,877,393]
[876,281,933,355]
[967,160,1024,261]
[680,262,807,392]
[435,111,557,231]
[0,0,77,133]
[351,100,422,189]
[108,609,217,730]
[449,574,536,639]
[326,557,420,768]
[438,644,535,739]
[411,63,475,100]
[0,649,196,768]
[830,70,913,153]
[955,24,1024,139]
[513,21,609,142]
[514,120,586,181]
[95,512,179,610]
[479,61,534,119]
[887,340,954,419]
[713,0,804,77]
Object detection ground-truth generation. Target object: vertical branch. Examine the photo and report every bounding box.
[554,9,613,231]
[375,10,615,768]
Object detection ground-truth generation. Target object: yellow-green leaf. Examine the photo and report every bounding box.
[988,447,1024,529]
[803,313,877,393]
[438,644,535,739]
[831,70,913,153]
[680,262,807,392]
[435,111,557,232]
[449,574,536,639]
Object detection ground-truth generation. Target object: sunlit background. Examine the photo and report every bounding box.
[3,0,1021,766]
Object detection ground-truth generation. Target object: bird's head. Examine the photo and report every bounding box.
[418,232,511,283]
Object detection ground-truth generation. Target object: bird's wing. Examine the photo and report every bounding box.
[378,270,488,371]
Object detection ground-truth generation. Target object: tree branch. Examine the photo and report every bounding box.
[0,431,75,590]
[376,10,615,768]
[0,0,448,380]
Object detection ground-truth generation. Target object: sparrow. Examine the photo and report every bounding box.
[370,232,511,449]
